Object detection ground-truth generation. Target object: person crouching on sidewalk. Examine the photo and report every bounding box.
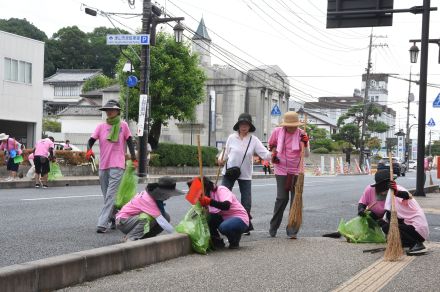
[194,176,249,249]
[116,176,183,241]
[383,174,429,255]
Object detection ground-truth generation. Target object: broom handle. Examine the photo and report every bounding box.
[388,153,396,211]
[197,134,206,198]
[215,147,226,185]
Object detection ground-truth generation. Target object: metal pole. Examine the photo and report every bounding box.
[429,130,432,156]
[138,0,151,178]
[208,93,212,147]
[359,31,373,169]
[405,69,411,167]
[415,0,431,196]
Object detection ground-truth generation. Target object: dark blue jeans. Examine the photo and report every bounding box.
[209,214,248,246]
[221,176,252,214]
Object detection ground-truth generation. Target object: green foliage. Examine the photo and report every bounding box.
[43,118,61,133]
[152,143,217,167]
[311,138,333,151]
[367,121,389,133]
[82,75,117,93]
[115,32,207,141]
[337,103,388,135]
[312,147,330,154]
[0,18,47,41]
[366,137,382,151]
[332,124,360,148]
[429,141,440,156]
[306,124,328,140]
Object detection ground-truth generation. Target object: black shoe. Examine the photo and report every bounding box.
[35,183,41,188]
[322,231,342,238]
[96,226,107,233]
[110,218,116,230]
[212,237,226,249]
[407,242,427,255]
[229,242,239,249]
[244,231,251,236]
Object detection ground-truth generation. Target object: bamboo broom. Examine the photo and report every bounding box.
[215,147,226,185]
[384,153,404,261]
[197,134,206,199]
[287,114,308,230]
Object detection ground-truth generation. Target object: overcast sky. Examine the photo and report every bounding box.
[2,0,440,142]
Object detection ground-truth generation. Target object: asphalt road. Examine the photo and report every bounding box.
[0,171,439,268]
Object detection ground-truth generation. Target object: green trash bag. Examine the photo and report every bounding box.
[13,155,23,164]
[48,162,63,181]
[176,202,211,254]
[338,212,386,243]
[139,213,155,235]
[115,160,138,209]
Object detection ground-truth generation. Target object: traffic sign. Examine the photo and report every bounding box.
[427,118,436,127]
[106,34,150,45]
[126,75,138,88]
[433,93,440,108]
[271,104,282,116]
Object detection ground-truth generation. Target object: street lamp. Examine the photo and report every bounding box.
[173,22,184,43]
[409,43,420,63]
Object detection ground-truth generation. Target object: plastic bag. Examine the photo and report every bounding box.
[26,166,35,178]
[115,160,138,209]
[48,162,63,181]
[338,213,386,243]
[176,202,211,254]
[13,155,23,164]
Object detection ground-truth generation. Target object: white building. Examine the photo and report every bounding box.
[0,30,44,147]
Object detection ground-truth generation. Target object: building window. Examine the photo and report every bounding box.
[3,57,32,84]
[54,85,80,96]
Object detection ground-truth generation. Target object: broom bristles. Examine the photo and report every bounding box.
[288,173,304,229]
[384,210,404,261]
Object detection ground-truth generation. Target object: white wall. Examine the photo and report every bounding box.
[0,31,44,142]
[60,116,101,134]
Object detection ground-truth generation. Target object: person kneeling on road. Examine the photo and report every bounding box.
[195,177,249,249]
[116,176,183,241]
[382,178,429,255]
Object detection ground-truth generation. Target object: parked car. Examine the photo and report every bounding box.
[408,160,417,170]
[54,142,81,151]
[377,157,406,176]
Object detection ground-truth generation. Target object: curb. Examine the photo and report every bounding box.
[408,184,439,195]
[0,233,191,292]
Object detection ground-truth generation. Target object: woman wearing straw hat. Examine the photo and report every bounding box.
[0,133,22,181]
[218,113,272,235]
[268,111,310,238]
[87,99,138,234]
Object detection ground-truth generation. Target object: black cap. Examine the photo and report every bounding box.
[99,99,121,111]
[147,176,184,201]
[370,170,396,187]
[233,113,256,132]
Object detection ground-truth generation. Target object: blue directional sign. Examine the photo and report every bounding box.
[427,118,436,127]
[433,93,440,108]
[106,34,150,45]
[126,75,138,88]
[271,104,282,116]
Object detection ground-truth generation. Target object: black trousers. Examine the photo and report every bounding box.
[381,221,425,247]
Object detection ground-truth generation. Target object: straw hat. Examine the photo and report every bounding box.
[0,133,9,140]
[279,111,303,127]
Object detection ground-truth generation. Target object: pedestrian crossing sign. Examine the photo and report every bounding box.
[427,118,436,127]
[271,104,282,116]
[433,93,440,108]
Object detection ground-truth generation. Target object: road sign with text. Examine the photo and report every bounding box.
[106,34,149,45]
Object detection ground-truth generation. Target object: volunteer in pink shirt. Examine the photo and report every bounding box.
[268,111,309,238]
[87,99,137,234]
[196,177,249,249]
[0,133,22,181]
[33,136,55,188]
[382,170,429,255]
[116,176,183,241]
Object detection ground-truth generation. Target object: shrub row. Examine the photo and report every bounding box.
[150,143,218,167]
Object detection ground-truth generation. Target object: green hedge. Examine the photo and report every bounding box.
[150,143,218,167]
[312,147,330,154]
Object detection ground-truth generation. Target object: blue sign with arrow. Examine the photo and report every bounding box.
[433,93,440,108]
[126,75,138,88]
[271,104,282,116]
[427,118,436,127]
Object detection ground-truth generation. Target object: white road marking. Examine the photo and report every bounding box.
[21,195,101,201]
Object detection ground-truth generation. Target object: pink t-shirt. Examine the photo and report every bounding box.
[358,185,386,218]
[0,138,21,154]
[34,138,54,157]
[268,127,303,175]
[208,186,249,226]
[385,186,429,240]
[116,191,162,220]
[91,121,131,170]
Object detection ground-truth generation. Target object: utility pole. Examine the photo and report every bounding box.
[405,69,412,167]
[429,130,432,156]
[359,32,373,169]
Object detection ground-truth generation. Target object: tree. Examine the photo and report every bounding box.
[366,137,382,154]
[337,103,389,135]
[115,32,207,142]
[43,118,61,133]
[82,75,117,93]
[0,18,47,41]
[332,123,360,148]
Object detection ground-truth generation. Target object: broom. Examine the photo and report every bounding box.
[215,147,226,185]
[287,114,308,230]
[197,134,206,199]
[384,153,404,261]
